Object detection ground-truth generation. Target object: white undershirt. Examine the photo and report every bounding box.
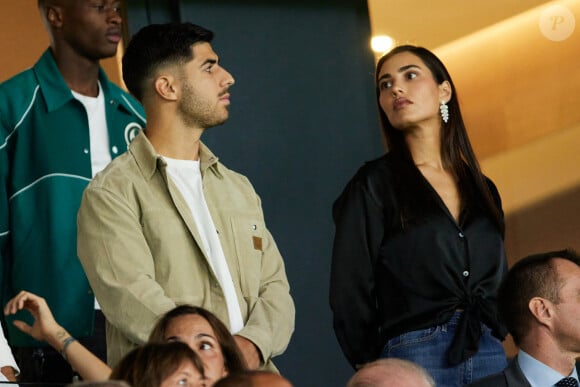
[0,324,19,379]
[72,82,110,310]
[71,82,111,177]
[164,156,244,333]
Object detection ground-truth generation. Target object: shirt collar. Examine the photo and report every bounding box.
[34,49,74,112]
[518,349,579,387]
[33,48,140,118]
[198,141,221,177]
[130,131,221,180]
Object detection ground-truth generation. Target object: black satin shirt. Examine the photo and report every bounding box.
[329,153,508,369]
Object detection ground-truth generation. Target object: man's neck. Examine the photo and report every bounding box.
[51,46,102,97]
[521,339,577,376]
[144,116,204,161]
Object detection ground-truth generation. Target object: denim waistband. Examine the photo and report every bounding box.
[441,310,491,335]
[446,310,463,325]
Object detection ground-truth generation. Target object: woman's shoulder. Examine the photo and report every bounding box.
[482,174,503,208]
[351,153,398,184]
[463,168,503,214]
[335,153,399,210]
[482,174,498,190]
[461,164,500,196]
[479,173,500,196]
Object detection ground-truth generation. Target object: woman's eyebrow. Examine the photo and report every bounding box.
[379,64,421,81]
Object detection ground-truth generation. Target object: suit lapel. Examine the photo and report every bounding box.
[505,357,532,387]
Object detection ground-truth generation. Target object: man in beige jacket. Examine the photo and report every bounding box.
[77,22,295,369]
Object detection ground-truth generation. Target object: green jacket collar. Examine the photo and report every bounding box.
[33,48,136,116]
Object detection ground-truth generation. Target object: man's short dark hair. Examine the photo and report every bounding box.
[498,248,580,345]
[122,22,214,101]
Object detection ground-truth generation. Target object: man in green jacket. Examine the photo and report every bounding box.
[77,22,295,370]
[0,0,145,382]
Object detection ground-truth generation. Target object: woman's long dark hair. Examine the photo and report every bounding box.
[148,305,248,374]
[375,45,504,234]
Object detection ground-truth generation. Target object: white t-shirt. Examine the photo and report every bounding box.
[71,82,111,177]
[165,156,244,333]
[72,82,110,310]
[0,325,19,380]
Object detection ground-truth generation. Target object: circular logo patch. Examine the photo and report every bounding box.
[124,122,143,148]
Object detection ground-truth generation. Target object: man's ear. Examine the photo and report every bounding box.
[154,75,179,102]
[438,80,452,104]
[46,5,64,29]
[529,297,554,327]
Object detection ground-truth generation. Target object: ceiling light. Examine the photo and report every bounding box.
[370,35,394,53]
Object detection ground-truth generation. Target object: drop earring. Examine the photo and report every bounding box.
[440,101,449,123]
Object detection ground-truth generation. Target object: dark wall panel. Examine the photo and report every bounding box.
[126,1,382,386]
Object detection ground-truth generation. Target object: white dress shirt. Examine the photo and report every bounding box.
[518,349,579,387]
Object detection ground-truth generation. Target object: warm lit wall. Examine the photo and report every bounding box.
[434,0,580,357]
[434,0,580,252]
[0,2,122,84]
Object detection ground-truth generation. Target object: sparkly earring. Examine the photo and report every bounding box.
[440,101,449,123]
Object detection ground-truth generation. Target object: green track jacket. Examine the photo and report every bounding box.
[0,49,145,347]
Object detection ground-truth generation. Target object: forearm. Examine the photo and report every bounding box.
[78,187,176,344]
[330,179,386,368]
[46,328,111,381]
[330,243,381,368]
[238,232,295,362]
[0,366,16,382]
[92,282,176,345]
[239,291,294,362]
[233,335,261,369]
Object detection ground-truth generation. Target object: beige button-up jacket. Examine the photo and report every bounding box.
[77,131,295,368]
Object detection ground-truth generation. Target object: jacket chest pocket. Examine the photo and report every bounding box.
[230,216,265,297]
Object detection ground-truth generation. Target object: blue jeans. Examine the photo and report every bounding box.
[380,312,507,386]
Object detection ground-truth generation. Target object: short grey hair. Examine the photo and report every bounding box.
[347,358,435,387]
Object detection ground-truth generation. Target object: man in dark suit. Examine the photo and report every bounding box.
[470,249,580,387]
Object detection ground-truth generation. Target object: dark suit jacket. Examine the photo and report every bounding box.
[468,357,531,387]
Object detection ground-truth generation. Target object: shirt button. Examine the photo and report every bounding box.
[252,224,257,230]
[109,99,114,105]
[458,232,464,238]
[83,148,89,154]
[462,270,470,277]
[112,146,118,154]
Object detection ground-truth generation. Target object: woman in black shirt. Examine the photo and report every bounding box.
[330,46,508,386]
